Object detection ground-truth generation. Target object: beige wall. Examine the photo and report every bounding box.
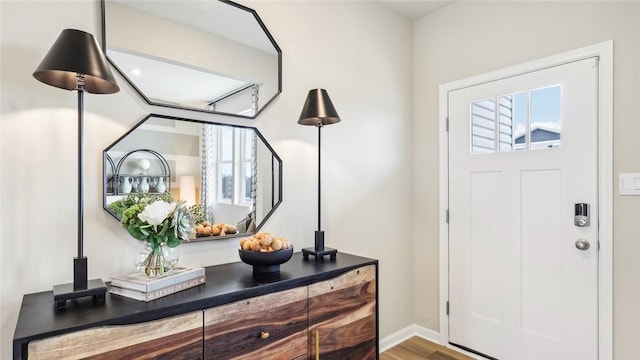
[0,1,414,358]
[413,1,640,358]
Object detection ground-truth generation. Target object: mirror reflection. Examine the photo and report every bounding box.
[104,114,282,241]
[102,0,281,118]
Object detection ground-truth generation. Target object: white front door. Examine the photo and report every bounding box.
[448,57,599,360]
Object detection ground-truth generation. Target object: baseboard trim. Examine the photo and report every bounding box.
[379,324,440,353]
[379,325,485,359]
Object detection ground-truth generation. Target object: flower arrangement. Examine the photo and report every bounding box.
[108,193,173,219]
[120,198,194,276]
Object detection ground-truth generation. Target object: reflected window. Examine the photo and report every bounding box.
[471,85,561,154]
[215,127,254,206]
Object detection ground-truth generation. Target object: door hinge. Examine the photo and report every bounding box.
[446,117,449,132]
[598,241,601,251]
[445,209,449,223]
[446,301,450,315]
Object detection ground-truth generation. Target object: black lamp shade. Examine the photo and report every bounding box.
[33,29,119,94]
[298,89,341,126]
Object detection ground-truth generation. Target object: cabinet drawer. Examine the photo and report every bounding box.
[28,311,203,360]
[308,265,377,360]
[204,287,308,360]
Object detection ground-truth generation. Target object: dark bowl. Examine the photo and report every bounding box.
[238,246,294,274]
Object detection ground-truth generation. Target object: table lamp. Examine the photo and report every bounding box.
[298,89,341,261]
[33,29,119,308]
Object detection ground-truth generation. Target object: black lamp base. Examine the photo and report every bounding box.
[53,279,107,309]
[302,230,337,261]
[302,246,337,261]
[53,258,106,309]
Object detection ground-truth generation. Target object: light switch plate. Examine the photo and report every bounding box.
[619,173,640,195]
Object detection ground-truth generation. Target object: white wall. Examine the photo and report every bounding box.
[413,2,640,359]
[0,1,413,358]
[247,0,415,342]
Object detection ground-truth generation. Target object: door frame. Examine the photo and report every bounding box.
[438,41,613,360]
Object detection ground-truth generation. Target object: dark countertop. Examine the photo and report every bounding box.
[13,252,377,360]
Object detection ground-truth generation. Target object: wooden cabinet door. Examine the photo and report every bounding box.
[28,311,203,359]
[204,287,308,360]
[308,265,377,360]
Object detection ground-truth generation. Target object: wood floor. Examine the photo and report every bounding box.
[380,336,475,360]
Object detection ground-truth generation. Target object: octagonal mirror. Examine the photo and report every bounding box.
[104,114,282,242]
[101,0,281,118]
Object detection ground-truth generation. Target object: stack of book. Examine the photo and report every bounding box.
[109,266,206,302]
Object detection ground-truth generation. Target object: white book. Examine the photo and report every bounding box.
[109,275,206,302]
[110,266,205,292]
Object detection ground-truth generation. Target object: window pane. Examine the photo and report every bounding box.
[513,92,527,150]
[498,95,513,152]
[220,126,233,161]
[529,86,561,150]
[244,162,252,203]
[220,163,232,201]
[243,130,253,160]
[471,98,496,154]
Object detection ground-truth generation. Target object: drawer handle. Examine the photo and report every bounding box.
[260,331,270,339]
[315,331,320,360]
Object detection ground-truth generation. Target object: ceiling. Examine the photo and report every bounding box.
[377,0,454,20]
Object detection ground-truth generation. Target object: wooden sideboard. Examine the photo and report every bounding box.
[13,252,378,360]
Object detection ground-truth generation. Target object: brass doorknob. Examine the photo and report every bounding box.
[260,331,270,339]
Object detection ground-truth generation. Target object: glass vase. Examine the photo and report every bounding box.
[135,242,180,277]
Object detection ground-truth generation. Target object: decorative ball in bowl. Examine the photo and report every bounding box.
[238,233,294,274]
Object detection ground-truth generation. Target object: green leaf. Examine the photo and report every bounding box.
[126,226,148,241]
[166,233,181,248]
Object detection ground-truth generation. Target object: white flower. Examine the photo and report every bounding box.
[137,200,175,225]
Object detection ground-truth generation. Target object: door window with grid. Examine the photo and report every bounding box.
[471,85,561,154]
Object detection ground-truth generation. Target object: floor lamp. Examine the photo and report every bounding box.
[298,89,341,261]
[33,29,119,308]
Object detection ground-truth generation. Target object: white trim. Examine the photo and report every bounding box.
[380,325,415,353]
[438,40,613,360]
[596,40,614,360]
[438,70,451,347]
[379,325,418,352]
[379,325,486,359]
[379,325,440,353]
[415,324,441,344]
